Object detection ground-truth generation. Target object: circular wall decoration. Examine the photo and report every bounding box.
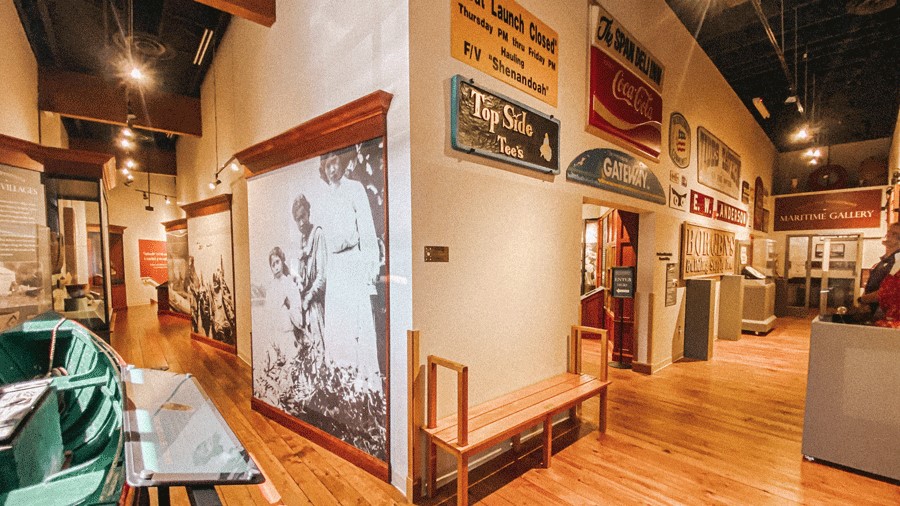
[808,164,848,191]
[668,112,690,168]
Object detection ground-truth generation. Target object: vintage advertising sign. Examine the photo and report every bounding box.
[681,223,736,279]
[451,0,559,106]
[773,189,882,231]
[588,6,663,161]
[592,4,664,91]
[753,176,767,231]
[697,127,741,199]
[690,190,715,218]
[589,47,662,161]
[669,112,690,168]
[716,200,748,226]
[669,185,688,212]
[741,180,751,204]
[139,239,168,284]
[451,75,560,174]
[567,148,666,204]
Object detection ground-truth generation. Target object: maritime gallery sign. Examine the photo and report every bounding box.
[773,189,882,231]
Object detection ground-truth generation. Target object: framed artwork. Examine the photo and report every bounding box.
[182,195,237,354]
[814,243,845,259]
[239,91,393,481]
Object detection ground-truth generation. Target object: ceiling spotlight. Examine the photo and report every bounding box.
[809,158,819,166]
[122,168,130,176]
[165,196,171,204]
[127,174,134,181]
[208,180,220,190]
[752,97,770,119]
[124,158,136,169]
[229,161,240,172]
[121,127,135,138]
[794,128,810,141]
[129,67,145,81]
[119,138,134,149]
[796,102,804,114]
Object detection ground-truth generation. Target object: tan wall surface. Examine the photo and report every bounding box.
[0,0,39,141]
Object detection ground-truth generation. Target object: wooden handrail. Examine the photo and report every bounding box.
[427,354,469,447]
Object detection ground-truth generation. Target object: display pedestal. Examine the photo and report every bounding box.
[684,279,715,360]
[742,280,776,334]
[717,275,743,340]
[802,318,900,481]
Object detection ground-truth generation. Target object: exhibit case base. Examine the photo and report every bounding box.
[802,318,900,481]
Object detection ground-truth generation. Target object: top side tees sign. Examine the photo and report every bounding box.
[451,0,559,106]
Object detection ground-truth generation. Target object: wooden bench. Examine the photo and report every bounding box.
[423,325,609,506]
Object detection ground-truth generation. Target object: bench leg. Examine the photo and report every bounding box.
[511,434,522,453]
[457,454,469,506]
[428,439,437,498]
[543,417,552,468]
[599,388,608,435]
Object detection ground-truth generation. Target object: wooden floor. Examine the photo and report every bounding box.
[112,307,900,505]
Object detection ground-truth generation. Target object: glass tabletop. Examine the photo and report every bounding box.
[122,367,263,487]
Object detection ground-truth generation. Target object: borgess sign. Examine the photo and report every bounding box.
[681,223,736,279]
[451,75,560,174]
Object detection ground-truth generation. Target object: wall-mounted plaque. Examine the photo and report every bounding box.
[716,200,748,226]
[451,75,560,174]
[567,148,666,204]
[588,5,663,161]
[450,0,558,106]
[741,180,751,204]
[690,189,715,218]
[753,176,767,231]
[669,113,690,168]
[681,223,736,279]
[697,127,741,199]
[669,185,688,212]
[665,263,677,307]
[773,188,882,231]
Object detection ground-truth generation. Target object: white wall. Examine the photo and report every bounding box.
[0,0,38,141]
[409,0,777,407]
[174,1,412,491]
[107,172,181,306]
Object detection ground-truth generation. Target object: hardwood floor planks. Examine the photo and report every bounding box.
[110,307,899,505]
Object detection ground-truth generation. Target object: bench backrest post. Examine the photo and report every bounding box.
[426,355,470,447]
[570,325,608,382]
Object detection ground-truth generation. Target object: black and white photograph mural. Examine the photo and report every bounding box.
[165,226,190,315]
[187,209,236,348]
[248,138,388,462]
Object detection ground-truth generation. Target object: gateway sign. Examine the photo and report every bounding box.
[567,148,666,204]
[773,189,882,231]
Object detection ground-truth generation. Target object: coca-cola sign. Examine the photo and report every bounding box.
[589,47,662,160]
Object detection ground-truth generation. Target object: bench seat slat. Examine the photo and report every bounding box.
[425,375,609,454]
[425,373,595,437]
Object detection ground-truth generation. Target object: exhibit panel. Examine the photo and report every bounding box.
[183,195,237,352]
[0,163,52,330]
[162,218,190,317]
[240,91,393,481]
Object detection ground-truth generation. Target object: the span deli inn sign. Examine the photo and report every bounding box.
[681,223,735,279]
[773,189,882,231]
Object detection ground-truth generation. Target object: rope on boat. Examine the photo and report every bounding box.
[47,318,65,376]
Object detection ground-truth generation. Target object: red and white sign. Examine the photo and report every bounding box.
[690,190,715,218]
[139,239,168,284]
[716,200,748,226]
[773,189,882,231]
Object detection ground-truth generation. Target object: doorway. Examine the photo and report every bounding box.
[580,203,639,366]
[784,234,861,315]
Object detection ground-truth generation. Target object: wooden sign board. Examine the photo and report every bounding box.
[681,223,736,279]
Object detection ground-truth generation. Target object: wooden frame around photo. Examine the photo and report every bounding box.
[237,91,393,482]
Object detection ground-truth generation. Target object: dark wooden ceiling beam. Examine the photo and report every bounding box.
[38,67,202,137]
[193,0,275,27]
[67,137,177,176]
